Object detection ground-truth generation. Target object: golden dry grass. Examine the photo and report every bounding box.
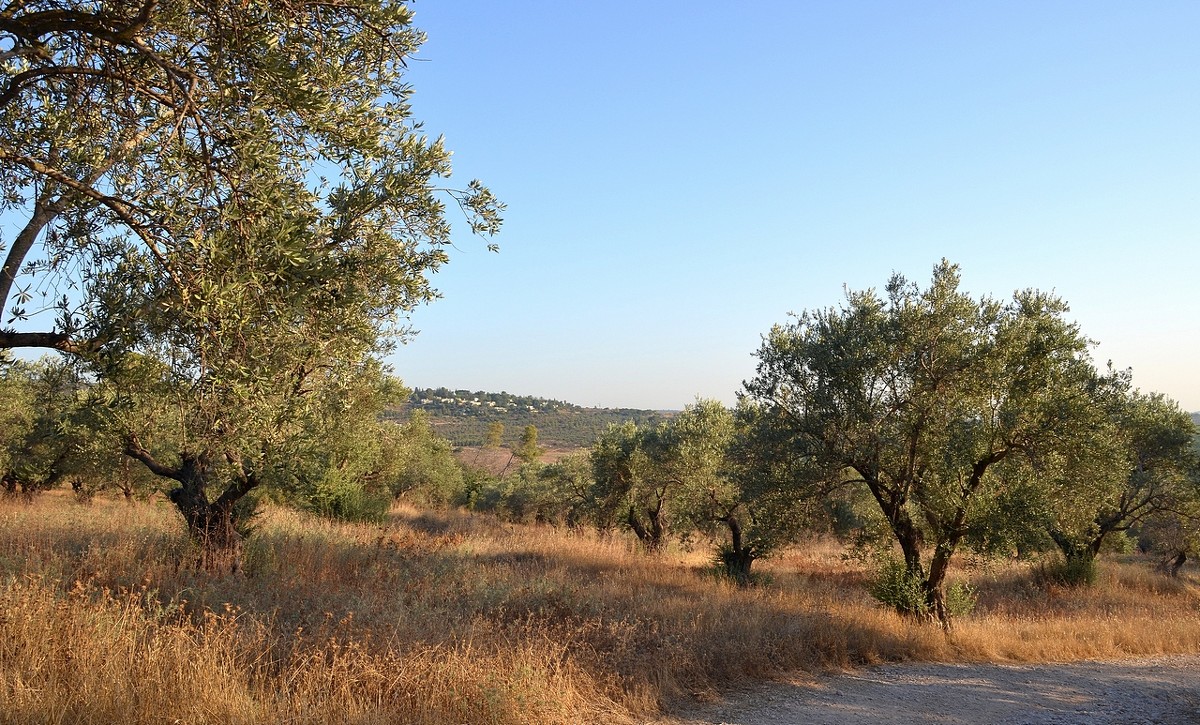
[2,492,1199,724]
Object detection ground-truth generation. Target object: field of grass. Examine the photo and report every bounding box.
[3,491,1200,724]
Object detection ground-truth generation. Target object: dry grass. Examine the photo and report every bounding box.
[2,492,1199,724]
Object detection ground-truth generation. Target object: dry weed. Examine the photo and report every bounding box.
[2,493,1199,723]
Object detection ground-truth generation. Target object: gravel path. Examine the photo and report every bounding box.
[661,656,1200,725]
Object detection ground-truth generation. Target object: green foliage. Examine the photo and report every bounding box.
[586,399,813,570]
[2,2,502,357]
[869,558,930,616]
[388,411,467,506]
[484,422,505,450]
[399,388,666,447]
[1041,383,1199,565]
[514,425,543,465]
[464,453,595,526]
[945,580,979,618]
[304,476,391,524]
[1040,555,1099,587]
[869,558,977,618]
[0,357,100,496]
[745,260,1110,624]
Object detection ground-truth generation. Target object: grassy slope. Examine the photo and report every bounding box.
[3,492,1200,724]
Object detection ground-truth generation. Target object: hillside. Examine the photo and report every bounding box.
[387,387,670,448]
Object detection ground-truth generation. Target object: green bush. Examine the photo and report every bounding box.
[1040,554,1098,587]
[869,558,977,618]
[305,477,390,524]
[945,579,978,618]
[869,558,928,616]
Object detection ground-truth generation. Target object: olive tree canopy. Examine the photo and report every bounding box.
[1,0,502,355]
[745,261,1106,624]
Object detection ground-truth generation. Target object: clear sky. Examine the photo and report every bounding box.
[390,1,1200,412]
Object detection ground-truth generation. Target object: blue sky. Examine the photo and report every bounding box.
[392,1,1200,411]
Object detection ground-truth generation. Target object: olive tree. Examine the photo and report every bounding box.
[3,2,502,566]
[745,261,1106,624]
[0,357,86,495]
[590,421,665,547]
[1045,387,1198,578]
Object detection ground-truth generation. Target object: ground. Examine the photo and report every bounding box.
[660,655,1200,724]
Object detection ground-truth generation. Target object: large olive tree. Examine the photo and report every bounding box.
[745,261,1107,624]
[2,2,501,566]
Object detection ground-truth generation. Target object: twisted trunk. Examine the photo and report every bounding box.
[627,496,668,552]
[719,514,756,585]
[125,440,257,573]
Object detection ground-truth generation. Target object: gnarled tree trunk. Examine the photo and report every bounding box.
[125,439,258,573]
[627,496,668,552]
[718,514,756,585]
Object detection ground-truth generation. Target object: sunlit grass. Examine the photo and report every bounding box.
[2,492,1199,724]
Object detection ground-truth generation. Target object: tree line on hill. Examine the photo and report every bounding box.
[389,388,668,447]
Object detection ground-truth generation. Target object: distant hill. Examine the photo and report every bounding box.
[387,387,669,448]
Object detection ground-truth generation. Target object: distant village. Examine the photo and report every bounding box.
[409,388,569,416]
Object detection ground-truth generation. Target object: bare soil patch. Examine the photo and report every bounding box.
[454,445,579,475]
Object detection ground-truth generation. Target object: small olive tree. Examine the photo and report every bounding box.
[1045,389,1198,577]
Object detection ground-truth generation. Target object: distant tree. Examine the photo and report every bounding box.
[0,357,88,496]
[389,410,466,506]
[1139,504,1200,577]
[590,421,662,545]
[514,424,543,465]
[485,421,505,450]
[690,400,823,583]
[586,401,807,569]
[745,261,1109,625]
[535,453,596,527]
[1044,387,1199,580]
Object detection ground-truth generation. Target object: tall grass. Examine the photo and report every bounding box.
[2,492,1199,724]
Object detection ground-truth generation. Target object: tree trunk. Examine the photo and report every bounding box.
[647,498,666,550]
[125,442,258,573]
[167,455,244,572]
[924,543,957,627]
[871,484,933,620]
[627,503,666,552]
[719,515,755,585]
[1167,551,1187,577]
[1048,529,1098,586]
[867,479,925,579]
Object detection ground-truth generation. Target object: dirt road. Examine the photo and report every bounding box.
[661,655,1200,724]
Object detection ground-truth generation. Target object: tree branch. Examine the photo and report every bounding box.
[124,436,180,480]
[0,329,100,354]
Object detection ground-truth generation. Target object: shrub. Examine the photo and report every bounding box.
[869,557,977,618]
[945,579,978,618]
[869,557,928,616]
[1040,555,1098,587]
[305,476,390,523]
